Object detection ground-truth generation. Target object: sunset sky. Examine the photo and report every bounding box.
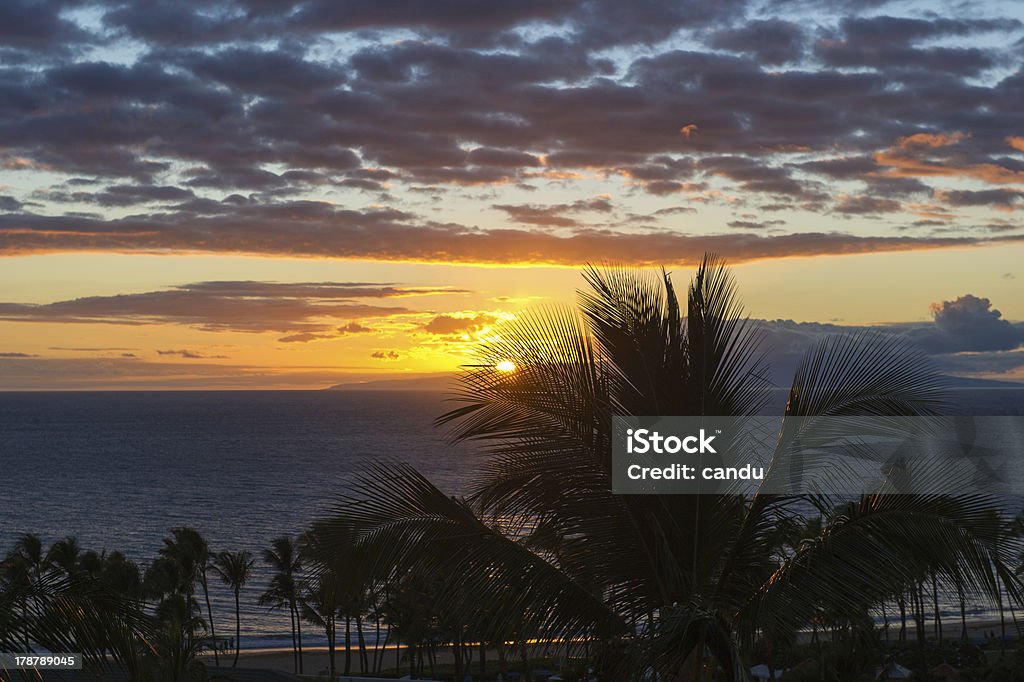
[1,0,1023,389]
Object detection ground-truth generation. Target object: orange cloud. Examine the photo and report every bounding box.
[874,131,1024,184]
[895,132,968,149]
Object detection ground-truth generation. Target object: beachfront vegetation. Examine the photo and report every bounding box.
[2,256,1024,680]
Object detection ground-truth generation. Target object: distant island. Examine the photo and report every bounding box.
[326,374,456,391]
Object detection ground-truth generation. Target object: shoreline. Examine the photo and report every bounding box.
[202,617,1024,675]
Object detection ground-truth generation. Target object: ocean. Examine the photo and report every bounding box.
[2,388,1023,649]
[0,390,480,649]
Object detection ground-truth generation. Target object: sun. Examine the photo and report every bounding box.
[495,360,516,372]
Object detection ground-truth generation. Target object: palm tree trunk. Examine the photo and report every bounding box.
[921,581,929,647]
[898,594,907,643]
[375,622,390,673]
[202,575,218,666]
[998,587,1007,653]
[959,580,967,640]
[373,607,382,673]
[344,614,352,675]
[327,615,336,677]
[480,640,487,680]
[356,613,368,673]
[288,602,297,673]
[454,635,463,682]
[294,600,303,674]
[932,572,942,641]
[233,586,242,667]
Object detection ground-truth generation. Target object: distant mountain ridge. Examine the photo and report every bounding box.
[326,374,456,391]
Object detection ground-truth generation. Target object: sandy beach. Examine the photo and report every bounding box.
[209,617,1024,677]
[211,640,575,677]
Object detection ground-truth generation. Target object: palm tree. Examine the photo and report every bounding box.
[213,549,254,667]
[46,537,81,577]
[297,531,342,678]
[330,256,1021,679]
[158,527,216,660]
[3,533,48,649]
[1,539,151,675]
[259,535,304,673]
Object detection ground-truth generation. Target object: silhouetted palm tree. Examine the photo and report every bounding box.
[213,549,254,667]
[331,256,1022,680]
[158,526,217,660]
[46,536,81,577]
[1,540,150,674]
[259,535,304,673]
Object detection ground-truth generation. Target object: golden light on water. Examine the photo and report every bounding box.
[496,360,516,372]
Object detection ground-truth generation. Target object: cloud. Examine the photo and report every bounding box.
[833,196,902,215]
[371,350,400,360]
[706,19,805,64]
[938,189,1024,210]
[907,295,1024,354]
[727,219,786,229]
[50,346,137,352]
[929,350,1024,378]
[0,280,454,334]
[276,322,373,343]
[493,197,612,228]
[0,195,23,211]
[156,349,228,359]
[337,321,374,334]
[421,313,498,335]
[0,1,1023,267]
[750,292,1024,383]
[3,205,1024,264]
[0,355,428,390]
[0,351,37,357]
[493,205,580,228]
